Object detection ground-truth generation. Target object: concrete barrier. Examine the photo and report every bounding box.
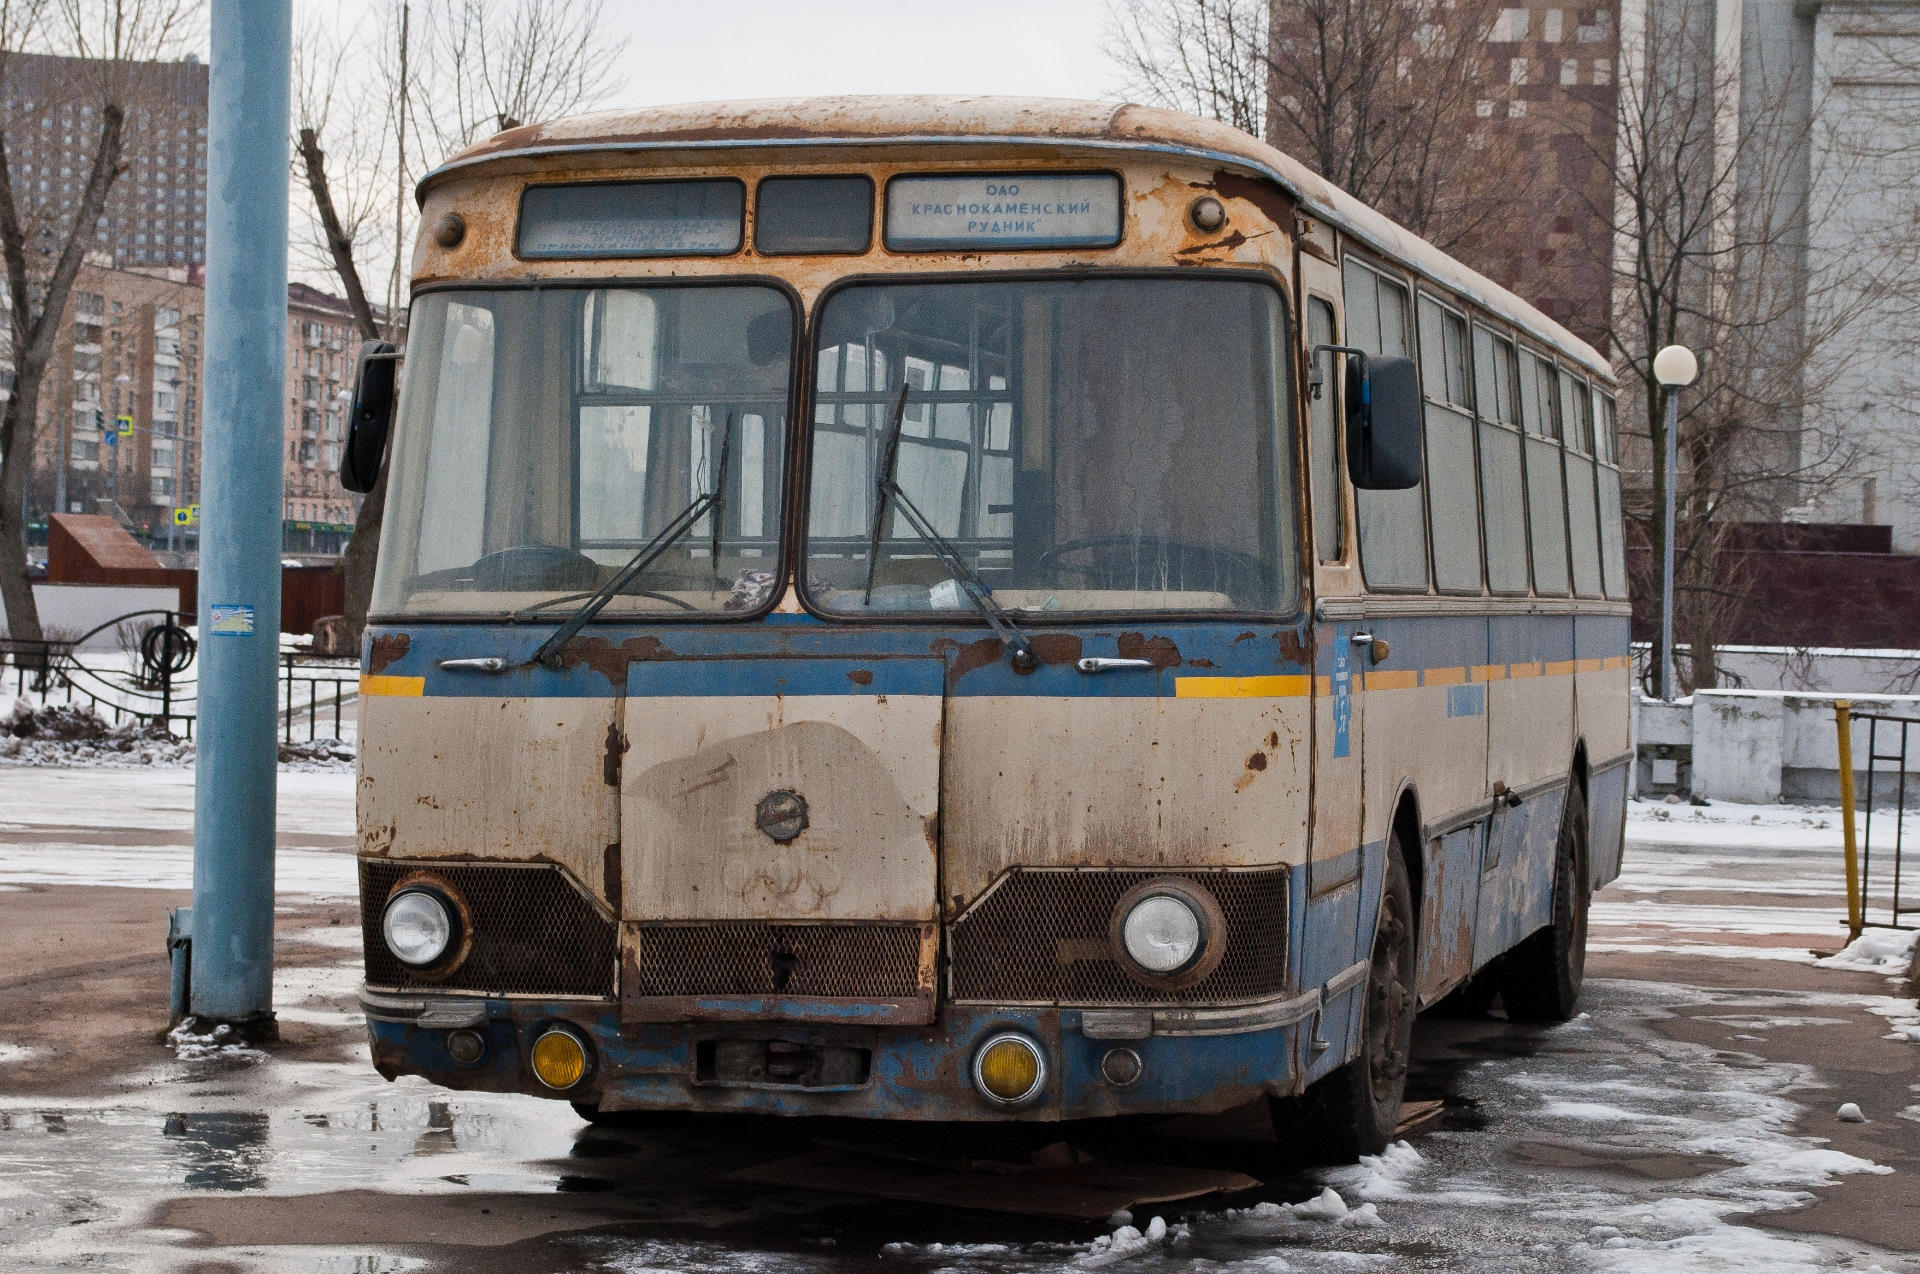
[1635,689,1920,805]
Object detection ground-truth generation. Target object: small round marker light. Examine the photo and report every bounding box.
[1190,196,1227,232]
[972,1032,1046,1106]
[382,887,456,968]
[446,1029,486,1065]
[530,1028,590,1090]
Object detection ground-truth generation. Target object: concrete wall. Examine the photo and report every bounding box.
[1632,643,1920,695]
[2,583,182,650]
[1635,689,1920,805]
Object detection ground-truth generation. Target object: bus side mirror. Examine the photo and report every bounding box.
[342,340,399,494]
[1346,354,1423,490]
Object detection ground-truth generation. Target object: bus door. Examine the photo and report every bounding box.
[1300,251,1367,988]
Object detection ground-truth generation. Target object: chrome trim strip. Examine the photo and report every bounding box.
[1078,958,1372,1039]
[1322,958,1371,1000]
[359,987,490,1028]
[1316,596,1633,621]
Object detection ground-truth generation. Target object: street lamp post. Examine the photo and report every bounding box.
[1652,344,1697,703]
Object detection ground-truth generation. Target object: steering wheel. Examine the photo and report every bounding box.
[472,545,599,592]
[1035,535,1269,603]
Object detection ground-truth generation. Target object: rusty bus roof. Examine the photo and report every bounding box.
[420,96,1610,381]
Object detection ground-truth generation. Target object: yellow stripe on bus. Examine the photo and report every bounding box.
[1471,664,1508,682]
[1544,659,1578,677]
[360,675,425,697]
[1364,669,1419,691]
[1422,665,1467,686]
[1174,674,1311,698]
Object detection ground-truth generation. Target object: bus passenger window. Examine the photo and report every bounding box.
[1306,297,1342,563]
[1343,258,1429,590]
[1473,327,1530,595]
[755,175,874,255]
[1518,349,1569,595]
[1561,371,1603,597]
[1594,392,1629,599]
[1417,296,1482,592]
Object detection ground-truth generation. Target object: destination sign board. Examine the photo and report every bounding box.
[518,179,745,259]
[885,174,1122,251]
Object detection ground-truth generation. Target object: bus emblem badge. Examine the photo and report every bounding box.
[755,790,810,843]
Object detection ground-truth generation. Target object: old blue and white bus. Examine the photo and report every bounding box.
[345,97,1630,1159]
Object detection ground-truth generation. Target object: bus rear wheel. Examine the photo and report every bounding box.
[1500,782,1589,1022]
[1268,840,1417,1163]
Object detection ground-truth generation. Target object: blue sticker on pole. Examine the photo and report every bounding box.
[1331,624,1352,759]
[208,604,255,636]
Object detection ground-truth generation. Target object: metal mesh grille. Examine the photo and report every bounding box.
[360,859,617,998]
[632,923,931,999]
[949,868,1289,1005]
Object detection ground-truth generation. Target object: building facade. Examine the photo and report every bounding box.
[8,266,364,554]
[1,51,209,271]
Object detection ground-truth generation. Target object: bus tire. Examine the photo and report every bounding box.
[1268,840,1417,1163]
[1499,782,1589,1022]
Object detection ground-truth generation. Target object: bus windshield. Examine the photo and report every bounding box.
[803,277,1299,617]
[372,284,794,618]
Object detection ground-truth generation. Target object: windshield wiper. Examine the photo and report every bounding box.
[863,384,1038,673]
[527,413,733,670]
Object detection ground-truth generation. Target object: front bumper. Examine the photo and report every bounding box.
[360,961,1368,1121]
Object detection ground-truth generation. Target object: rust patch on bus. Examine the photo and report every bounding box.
[1244,752,1267,772]
[604,720,628,787]
[1116,632,1182,670]
[1232,630,1257,644]
[1211,170,1293,229]
[1277,629,1309,666]
[1027,632,1084,666]
[555,634,677,686]
[847,668,875,687]
[1175,230,1249,256]
[935,636,1005,680]
[366,632,410,675]
[604,842,623,909]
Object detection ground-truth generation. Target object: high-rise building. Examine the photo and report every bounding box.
[12,266,368,554]
[1,51,208,271]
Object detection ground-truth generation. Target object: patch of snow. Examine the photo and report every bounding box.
[1816,927,1918,975]
[1324,1139,1423,1201]
[165,1020,268,1063]
[1836,1102,1866,1122]
[0,1043,39,1064]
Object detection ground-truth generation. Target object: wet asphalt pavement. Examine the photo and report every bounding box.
[1,775,1917,1273]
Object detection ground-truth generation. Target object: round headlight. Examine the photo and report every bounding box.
[1122,893,1203,972]
[531,1027,591,1090]
[972,1032,1047,1106]
[382,887,455,967]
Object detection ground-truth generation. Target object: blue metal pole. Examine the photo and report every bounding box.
[190,0,290,1034]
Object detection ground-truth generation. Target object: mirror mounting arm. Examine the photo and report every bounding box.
[1307,343,1369,400]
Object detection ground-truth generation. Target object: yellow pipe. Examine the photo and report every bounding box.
[1835,700,1863,943]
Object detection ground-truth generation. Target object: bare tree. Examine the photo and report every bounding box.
[291,0,626,652]
[0,0,198,644]
[1608,3,1916,693]
[1106,0,1526,257]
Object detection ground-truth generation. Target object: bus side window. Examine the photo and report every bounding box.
[1518,348,1570,596]
[1473,326,1530,595]
[1342,257,1429,590]
[1561,369,1604,598]
[1416,295,1483,592]
[1594,390,1629,599]
[1307,296,1343,563]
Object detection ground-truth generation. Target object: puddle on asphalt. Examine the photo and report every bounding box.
[4,981,1916,1272]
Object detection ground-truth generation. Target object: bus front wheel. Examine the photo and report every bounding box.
[1499,782,1590,1022]
[1268,839,1417,1163]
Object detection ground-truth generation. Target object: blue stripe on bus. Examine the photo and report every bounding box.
[627,656,946,698]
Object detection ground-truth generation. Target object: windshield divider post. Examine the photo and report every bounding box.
[862,383,911,605]
[710,411,734,589]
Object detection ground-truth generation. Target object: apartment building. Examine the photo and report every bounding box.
[1,51,209,271]
[9,267,369,553]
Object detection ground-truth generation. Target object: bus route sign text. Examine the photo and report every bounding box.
[885,174,1122,251]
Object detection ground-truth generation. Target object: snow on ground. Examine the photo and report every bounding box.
[1593,799,1920,970]
[0,766,354,837]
